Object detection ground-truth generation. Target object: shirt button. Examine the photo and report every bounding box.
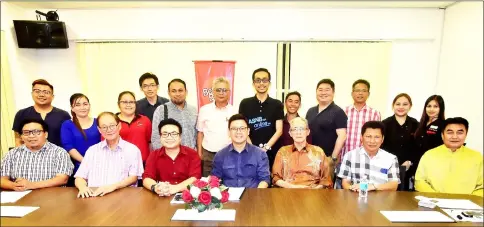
[173,172,176,175]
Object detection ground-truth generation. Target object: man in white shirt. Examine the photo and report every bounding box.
[197,77,236,176]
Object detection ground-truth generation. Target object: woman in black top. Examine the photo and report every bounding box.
[411,95,445,189]
[382,93,419,191]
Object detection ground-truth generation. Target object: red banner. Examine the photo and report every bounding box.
[194,60,236,110]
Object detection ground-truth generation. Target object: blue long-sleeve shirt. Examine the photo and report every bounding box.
[211,143,270,188]
[60,119,101,175]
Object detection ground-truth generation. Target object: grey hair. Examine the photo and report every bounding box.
[211,77,231,90]
[289,117,308,128]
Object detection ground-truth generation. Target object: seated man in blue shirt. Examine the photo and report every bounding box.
[211,114,270,188]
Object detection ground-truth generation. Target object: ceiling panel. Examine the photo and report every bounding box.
[9,1,457,9]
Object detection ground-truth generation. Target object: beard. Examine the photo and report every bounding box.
[171,98,185,105]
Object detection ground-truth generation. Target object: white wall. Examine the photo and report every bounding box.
[436,1,483,153]
[1,2,39,111]
[4,7,445,120]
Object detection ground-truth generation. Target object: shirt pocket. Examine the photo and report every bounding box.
[222,164,237,179]
[243,160,258,178]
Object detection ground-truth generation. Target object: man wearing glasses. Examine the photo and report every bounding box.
[211,114,270,188]
[197,77,236,177]
[272,117,333,189]
[12,79,71,147]
[74,112,144,198]
[238,68,284,170]
[1,119,73,190]
[136,73,169,122]
[142,118,201,196]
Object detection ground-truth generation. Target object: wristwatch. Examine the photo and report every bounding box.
[331,156,338,162]
[151,184,157,193]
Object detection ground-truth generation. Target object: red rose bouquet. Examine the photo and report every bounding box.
[181,176,230,212]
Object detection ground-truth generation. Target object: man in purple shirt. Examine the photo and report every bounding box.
[74,112,144,198]
[211,114,270,188]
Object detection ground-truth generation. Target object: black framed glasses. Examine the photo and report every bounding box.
[161,131,180,138]
[229,126,248,132]
[32,89,52,95]
[21,129,44,136]
[142,84,157,90]
[253,79,270,84]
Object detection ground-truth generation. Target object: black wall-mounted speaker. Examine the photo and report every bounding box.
[13,20,69,49]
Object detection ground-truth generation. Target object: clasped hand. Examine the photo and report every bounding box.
[77,184,117,198]
[154,182,178,196]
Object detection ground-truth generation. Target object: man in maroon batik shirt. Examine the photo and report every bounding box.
[142,118,201,196]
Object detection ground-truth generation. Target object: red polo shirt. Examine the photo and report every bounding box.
[118,114,152,162]
[142,146,201,185]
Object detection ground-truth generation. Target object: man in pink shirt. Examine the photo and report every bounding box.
[342,79,381,159]
[197,77,236,177]
[74,112,144,198]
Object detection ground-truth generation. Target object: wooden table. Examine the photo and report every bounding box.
[1,187,482,226]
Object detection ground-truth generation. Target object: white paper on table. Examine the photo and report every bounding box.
[0,191,32,203]
[227,187,245,201]
[171,209,236,221]
[429,198,483,210]
[1,206,40,217]
[441,209,484,222]
[380,211,455,223]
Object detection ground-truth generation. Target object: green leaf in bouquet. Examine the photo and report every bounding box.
[196,204,207,213]
[211,197,220,204]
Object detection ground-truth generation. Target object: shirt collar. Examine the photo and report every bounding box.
[212,101,231,110]
[167,101,188,110]
[253,95,271,104]
[228,143,249,154]
[443,145,466,154]
[23,142,50,153]
[100,137,125,151]
[359,146,382,159]
[350,104,368,111]
[159,145,188,157]
[116,113,142,124]
[291,143,310,153]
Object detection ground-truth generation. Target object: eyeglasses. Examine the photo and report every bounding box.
[161,131,180,138]
[215,88,229,93]
[142,84,157,90]
[21,129,44,136]
[253,79,270,84]
[32,89,52,95]
[230,126,248,132]
[353,89,368,93]
[119,101,136,105]
[100,124,118,132]
[290,127,307,133]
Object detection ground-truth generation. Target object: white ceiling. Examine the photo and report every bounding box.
[9,1,457,9]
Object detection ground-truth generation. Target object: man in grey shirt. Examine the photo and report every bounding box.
[151,79,197,150]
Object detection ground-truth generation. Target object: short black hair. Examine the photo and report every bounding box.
[158,118,183,135]
[139,72,159,87]
[19,118,49,132]
[228,114,249,129]
[252,68,271,81]
[442,117,469,132]
[316,79,335,91]
[168,78,187,90]
[285,91,301,102]
[361,121,385,136]
[352,79,370,92]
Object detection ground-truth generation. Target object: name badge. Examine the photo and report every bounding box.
[380,168,388,174]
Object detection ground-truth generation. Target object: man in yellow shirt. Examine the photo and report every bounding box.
[415,117,483,197]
